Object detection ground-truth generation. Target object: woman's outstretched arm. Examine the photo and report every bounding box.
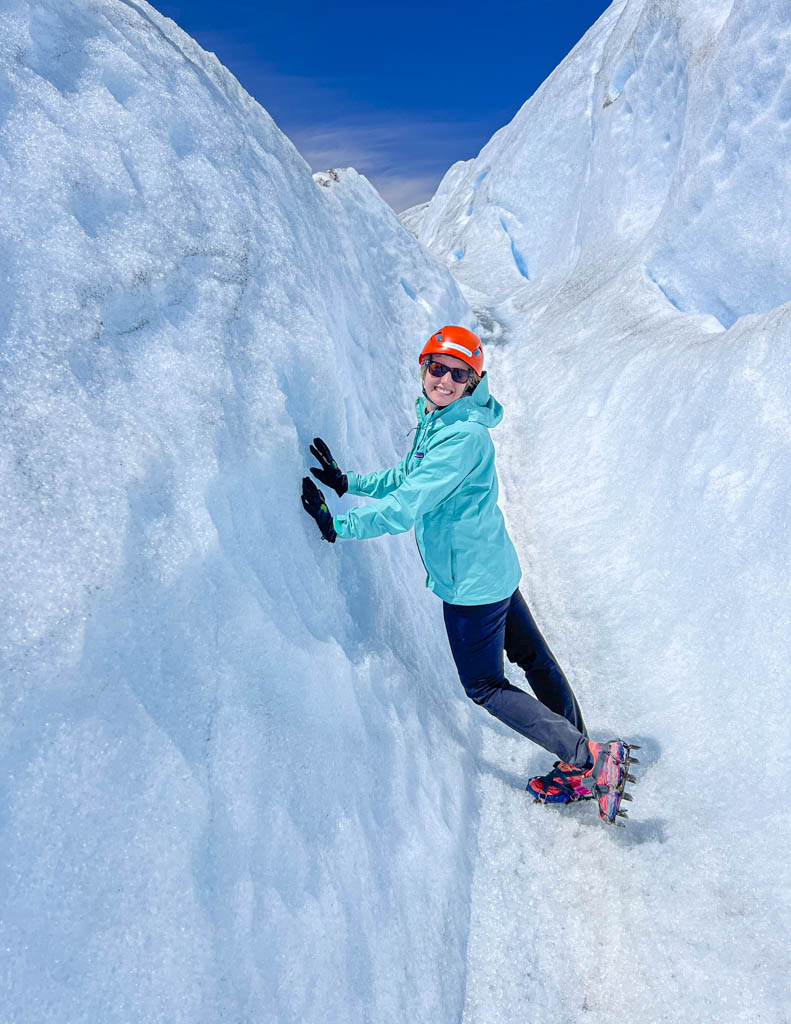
[345,456,410,499]
[334,428,484,540]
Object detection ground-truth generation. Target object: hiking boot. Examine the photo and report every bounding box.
[526,758,597,804]
[528,738,640,820]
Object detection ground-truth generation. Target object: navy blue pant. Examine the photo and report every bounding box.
[443,588,590,767]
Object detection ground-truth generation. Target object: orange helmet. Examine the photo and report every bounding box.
[419,325,484,376]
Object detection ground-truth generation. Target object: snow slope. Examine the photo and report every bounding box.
[0,3,479,1021]
[409,1,791,1021]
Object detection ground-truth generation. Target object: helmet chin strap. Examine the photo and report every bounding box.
[422,383,439,411]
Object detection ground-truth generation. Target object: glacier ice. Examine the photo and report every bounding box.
[0,2,477,1021]
[3,0,791,1021]
[412,1,791,1022]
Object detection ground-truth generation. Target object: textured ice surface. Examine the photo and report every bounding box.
[459,285,791,1024]
[0,2,477,1021]
[410,1,791,1021]
[413,0,791,330]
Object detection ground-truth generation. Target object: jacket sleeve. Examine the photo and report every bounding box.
[345,456,409,499]
[333,429,483,540]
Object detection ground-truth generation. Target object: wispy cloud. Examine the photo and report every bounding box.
[289,114,482,212]
[183,35,489,212]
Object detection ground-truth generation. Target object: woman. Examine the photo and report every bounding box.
[300,326,636,823]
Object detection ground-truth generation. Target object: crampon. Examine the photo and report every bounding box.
[527,739,640,826]
[588,739,640,826]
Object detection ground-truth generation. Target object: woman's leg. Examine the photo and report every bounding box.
[443,596,589,767]
[503,589,588,737]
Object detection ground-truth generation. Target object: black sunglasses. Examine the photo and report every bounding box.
[423,359,473,384]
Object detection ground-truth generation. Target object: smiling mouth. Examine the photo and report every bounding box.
[434,385,453,395]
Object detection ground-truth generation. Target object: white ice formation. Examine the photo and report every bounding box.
[0,2,475,1021]
[2,0,791,1022]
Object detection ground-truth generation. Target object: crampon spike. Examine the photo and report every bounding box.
[625,773,636,784]
[621,792,633,802]
[617,809,629,818]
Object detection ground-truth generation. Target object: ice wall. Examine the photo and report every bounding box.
[406,1,791,1021]
[412,0,791,329]
[0,2,477,1021]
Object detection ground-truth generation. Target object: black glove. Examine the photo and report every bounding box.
[301,477,337,543]
[309,437,348,497]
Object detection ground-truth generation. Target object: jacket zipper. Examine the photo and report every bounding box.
[409,415,432,470]
[414,411,456,597]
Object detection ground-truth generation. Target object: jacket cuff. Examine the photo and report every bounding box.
[332,514,354,539]
[344,471,361,496]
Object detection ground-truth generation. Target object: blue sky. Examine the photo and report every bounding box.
[153,1,612,211]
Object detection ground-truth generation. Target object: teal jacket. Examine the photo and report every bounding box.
[333,373,522,605]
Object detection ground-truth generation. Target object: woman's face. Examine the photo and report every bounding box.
[422,354,471,408]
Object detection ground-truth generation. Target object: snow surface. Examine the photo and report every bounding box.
[411,0,791,1021]
[0,2,478,1021]
[3,0,791,1021]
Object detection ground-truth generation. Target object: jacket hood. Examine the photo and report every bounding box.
[416,371,503,429]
